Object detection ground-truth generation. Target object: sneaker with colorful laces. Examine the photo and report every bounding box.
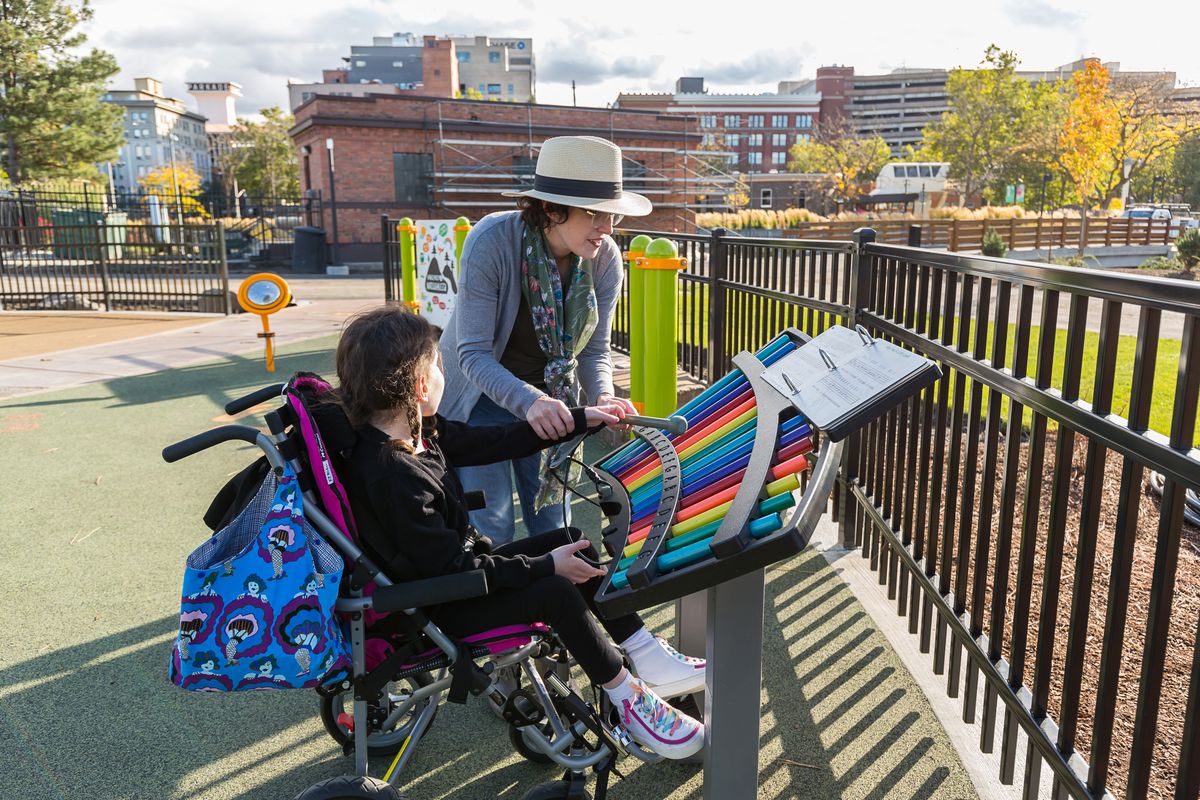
[626,635,706,699]
[619,678,704,759]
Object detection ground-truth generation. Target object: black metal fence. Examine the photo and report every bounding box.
[0,221,231,313]
[0,189,321,263]
[607,226,1199,800]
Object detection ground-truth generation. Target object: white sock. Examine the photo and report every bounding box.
[619,627,656,656]
[603,673,635,705]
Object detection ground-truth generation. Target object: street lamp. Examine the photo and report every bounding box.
[167,132,182,219]
[1039,172,1052,216]
[326,137,341,267]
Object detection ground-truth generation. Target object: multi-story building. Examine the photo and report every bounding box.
[186,81,242,190]
[293,32,535,109]
[447,36,535,102]
[614,77,820,181]
[102,78,211,193]
[288,94,708,259]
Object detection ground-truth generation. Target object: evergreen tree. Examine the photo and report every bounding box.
[0,0,124,182]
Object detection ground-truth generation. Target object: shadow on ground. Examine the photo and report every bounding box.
[0,336,973,799]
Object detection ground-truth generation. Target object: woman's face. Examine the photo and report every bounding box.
[546,206,615,261]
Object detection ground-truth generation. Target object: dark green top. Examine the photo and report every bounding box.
[499,291,548,392]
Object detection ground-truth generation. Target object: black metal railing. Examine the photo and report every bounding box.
[0,221,231,313]
[600,226,1199,800]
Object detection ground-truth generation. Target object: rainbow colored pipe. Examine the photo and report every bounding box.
[601,332,814,591]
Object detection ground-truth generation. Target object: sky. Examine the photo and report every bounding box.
[85,0,1200,119]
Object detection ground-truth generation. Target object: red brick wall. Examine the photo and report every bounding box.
[292,94,700,255]
[421,36,458,99]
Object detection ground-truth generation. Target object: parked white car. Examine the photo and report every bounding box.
[1120,205,1198,238]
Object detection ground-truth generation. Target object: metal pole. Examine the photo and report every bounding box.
[381,215,394,302]
[706,227,728,383]
[216,220,231,315]
[326,139,341,267]
[627,234,651,413]
[95,221,112,312]
[640,238,686,418]
[168,133,182,221]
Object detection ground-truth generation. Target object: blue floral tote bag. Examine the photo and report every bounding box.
[169,465,350,691]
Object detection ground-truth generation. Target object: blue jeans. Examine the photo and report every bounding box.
[455,394,569,545]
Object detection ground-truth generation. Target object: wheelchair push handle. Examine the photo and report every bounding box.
[623,414,688,436]
[162,425,263,463]
[224,383,286,415]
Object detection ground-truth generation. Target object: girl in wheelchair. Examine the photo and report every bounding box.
[333,305,705,760]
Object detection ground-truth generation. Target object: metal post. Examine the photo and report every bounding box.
[703,568,766,796]
[838,227,877,547]
[95,221,112,312]
[381,215,394,302]
[216,220,231,315]
[640,238,686,418]
[706,227,728,383]
[398,217,418,310]
[326,138,341,267]
[627,234,651,413]
[907,224,922,248]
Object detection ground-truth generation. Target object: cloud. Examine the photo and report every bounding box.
[540,34,663,85]
[1003,0,1085,28]
[689,49,810,87]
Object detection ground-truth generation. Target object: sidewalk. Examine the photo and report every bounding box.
[0,277,384,399]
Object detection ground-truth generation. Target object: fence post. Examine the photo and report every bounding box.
[381,215,394,302]
[1008,216,1017,251]
[706,227,729,382]
[907,224,922,248]
[216,220,231,315]
[95,221,112,312]
[839,227,876,548]
[949,219,959,252]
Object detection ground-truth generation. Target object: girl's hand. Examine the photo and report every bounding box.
[551,539,607,584]
[527,395,574,439]
[597,393,636,431]
[584,404,623,427]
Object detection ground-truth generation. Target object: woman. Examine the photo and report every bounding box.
[439,135,646,545]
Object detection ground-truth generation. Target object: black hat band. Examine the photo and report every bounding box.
[534,174,622,200]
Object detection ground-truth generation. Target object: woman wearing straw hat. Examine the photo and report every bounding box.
[439,135,648,545]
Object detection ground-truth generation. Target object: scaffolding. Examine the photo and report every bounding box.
[423,101,739,228]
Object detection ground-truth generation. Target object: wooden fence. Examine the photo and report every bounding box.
[776,217,1177,252]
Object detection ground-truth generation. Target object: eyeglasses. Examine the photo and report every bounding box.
[581,209,623,229]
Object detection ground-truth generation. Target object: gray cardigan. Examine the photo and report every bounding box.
[438,210,622,423]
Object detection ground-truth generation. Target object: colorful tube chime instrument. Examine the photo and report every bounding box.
[589,328,843,618]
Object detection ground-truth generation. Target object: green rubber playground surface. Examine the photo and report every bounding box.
[0,335,976,799]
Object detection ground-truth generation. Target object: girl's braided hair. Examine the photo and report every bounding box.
[334,305,439,453]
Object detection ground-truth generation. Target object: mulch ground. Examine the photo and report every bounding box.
[901,419,1199,799]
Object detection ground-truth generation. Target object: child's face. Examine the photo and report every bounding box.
[418,350,445,417]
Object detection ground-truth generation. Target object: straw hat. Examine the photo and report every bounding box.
[502,135,652,217]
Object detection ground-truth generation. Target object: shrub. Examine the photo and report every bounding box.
[981,227,1008,258]
[1139,255,1187,271]
[1176,228,1200,269]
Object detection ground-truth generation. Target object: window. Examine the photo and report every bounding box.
[699,115,717,129]
[795,133,810,144]
[726,134,740,147]
[507,84,514,94]
[479,83,486,92]
[747,133,763,146]
[906,165,920,177]
[772,152,787,165]
[489,51,501,63]
[771,114,788,127]
[760,188,773,208]
[513,155,537,189]
[919,165,932,178]
[893,165,906,178]
[796,114,813,129]
[747,152,762,165]
[701,133,715,147]
[487,83,501,94]
[747,114,764,128]
[394,152,433,204]
[724,114,740,128]
[771,133,787,147]
[623,160,647,192]
[457,51,471,62]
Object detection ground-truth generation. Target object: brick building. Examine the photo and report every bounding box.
[289,94,709,260]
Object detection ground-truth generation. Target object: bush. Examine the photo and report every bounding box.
[1176,228,1200,269]
[981,227,1008,258]
[1140,255,1188,271]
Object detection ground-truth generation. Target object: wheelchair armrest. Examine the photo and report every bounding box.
[371,569,489,613]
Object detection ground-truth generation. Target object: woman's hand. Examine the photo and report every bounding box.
[551,539,607,584]
[597,393,637,431]
[584,404,623,427]
[527,395,575,439]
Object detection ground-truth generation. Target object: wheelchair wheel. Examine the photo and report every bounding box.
[507,721,555,764]
[320,673,437,758]
[294,775,405,799]
[521,780,592,800]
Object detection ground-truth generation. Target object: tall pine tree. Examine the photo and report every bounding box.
[0,0,124,183]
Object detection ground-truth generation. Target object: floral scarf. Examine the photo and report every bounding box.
[520,224,599,510]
